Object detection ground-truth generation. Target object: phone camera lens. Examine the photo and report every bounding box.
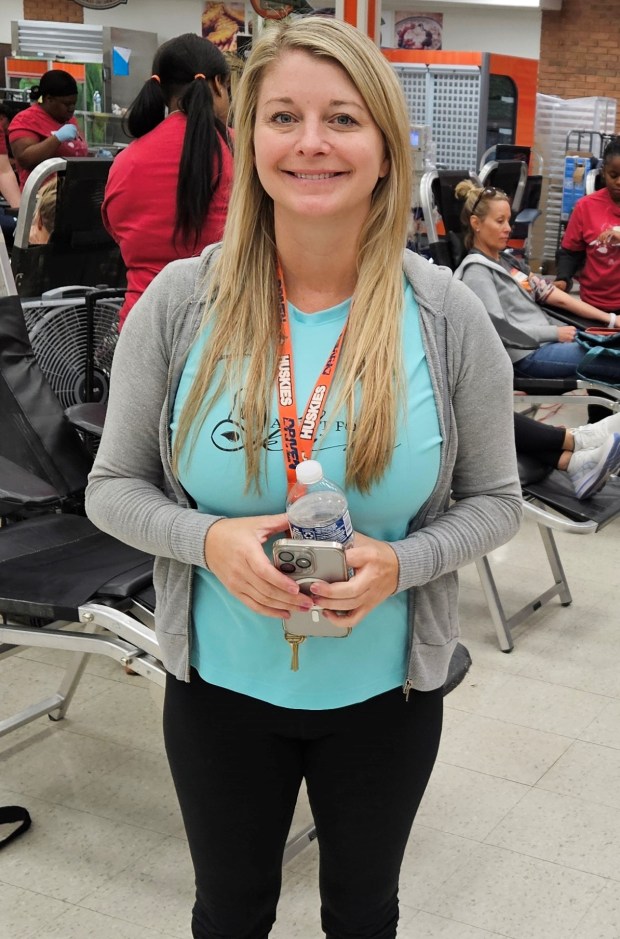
[296,557,311,569]
[278,551,294,562]
[280,562,296,573]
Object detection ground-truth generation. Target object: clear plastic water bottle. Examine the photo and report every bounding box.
[286,460,353,546]
[92,91,102,113]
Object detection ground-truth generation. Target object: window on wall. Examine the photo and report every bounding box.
[486,74,517,151]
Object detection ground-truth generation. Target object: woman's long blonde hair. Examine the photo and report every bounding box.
[173,17,412,493]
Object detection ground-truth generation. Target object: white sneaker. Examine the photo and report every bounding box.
[566,433,620,499]
[571,411,620,451]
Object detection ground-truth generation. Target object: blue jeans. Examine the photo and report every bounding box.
[514,341,620,385]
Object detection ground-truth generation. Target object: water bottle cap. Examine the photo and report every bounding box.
[295,460,323,485]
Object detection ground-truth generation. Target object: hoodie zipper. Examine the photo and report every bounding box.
[402,281,452,699]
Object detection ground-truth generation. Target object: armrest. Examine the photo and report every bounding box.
[0,455,61,511]
[514,207,541,225]
[65,403,106,437]
[540,303,592,331]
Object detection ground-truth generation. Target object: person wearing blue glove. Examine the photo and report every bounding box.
[51,123,78,143]
[8,69,89,189]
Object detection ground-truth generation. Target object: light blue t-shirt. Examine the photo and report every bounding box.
[171,281,441,709]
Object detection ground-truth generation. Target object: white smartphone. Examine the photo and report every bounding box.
[272,538,351,638]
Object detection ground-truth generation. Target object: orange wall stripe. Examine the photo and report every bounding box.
[382,49,483,66]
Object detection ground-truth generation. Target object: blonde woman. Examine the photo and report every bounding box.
[86,18,521,937]
[28,179,57,245]
[454,180,620,382]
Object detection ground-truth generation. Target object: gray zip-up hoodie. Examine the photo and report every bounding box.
[454,251,561,363]
[85,247,522,693]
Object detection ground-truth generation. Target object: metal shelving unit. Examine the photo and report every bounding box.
[533,94,617,272]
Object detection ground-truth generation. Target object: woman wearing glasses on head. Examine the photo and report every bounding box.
[454,181,620,385]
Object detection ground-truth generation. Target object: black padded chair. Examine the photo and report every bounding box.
[417,173,620,648]
[479,158,528,214]
[417,167,620,416]
[419,168,478,270]
[10,156,126,298]
[478,148,543,261]
[475,450,620,652]
[419,166,542,274]
[0,292,158,716]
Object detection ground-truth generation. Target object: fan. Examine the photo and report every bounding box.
[23,296,120,410]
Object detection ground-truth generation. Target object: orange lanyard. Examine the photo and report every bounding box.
[275,261,347,489]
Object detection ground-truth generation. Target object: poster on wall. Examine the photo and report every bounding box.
[393,13,443,50]
[202,2,246,52]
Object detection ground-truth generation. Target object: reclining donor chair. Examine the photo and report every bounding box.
[0,292,472,862]
[0,157,125,419]
[419,166,620,652]
[9,156,126,298]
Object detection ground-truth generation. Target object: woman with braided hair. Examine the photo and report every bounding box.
[102,33,233,327]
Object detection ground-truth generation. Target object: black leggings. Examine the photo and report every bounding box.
[514,410,566,468]
[163,671,443,939]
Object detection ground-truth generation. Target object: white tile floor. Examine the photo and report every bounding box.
[2,399,620,939]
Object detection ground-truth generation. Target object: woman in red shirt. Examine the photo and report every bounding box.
[556,140,620,312]
[102,33,233,327]
[8,70,89,189]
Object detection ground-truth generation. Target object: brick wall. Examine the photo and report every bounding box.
[539,0,620,133]
[23,0,84,23]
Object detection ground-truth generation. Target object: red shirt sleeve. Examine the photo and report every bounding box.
[561,198,587,252]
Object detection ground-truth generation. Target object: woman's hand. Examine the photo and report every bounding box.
[205,514,314,619]
[308,531,400,629]
[557,325,577,342]
[553,279,568,292]
[596,227,620,247]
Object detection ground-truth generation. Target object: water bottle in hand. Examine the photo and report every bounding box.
[286,460,353,546]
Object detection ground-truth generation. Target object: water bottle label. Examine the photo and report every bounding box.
[289,510,353,545]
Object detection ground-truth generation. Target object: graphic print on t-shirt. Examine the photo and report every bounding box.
[209,393,353,456]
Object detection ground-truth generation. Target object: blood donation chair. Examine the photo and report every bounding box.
[0,290,473,862]
[419,166,619,408]
[0,157,124,415]
[10,156,125,298]
[476,452,620,652]
[418,168,620,650]
[419,167,477,270]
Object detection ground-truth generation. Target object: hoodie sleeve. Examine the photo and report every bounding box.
[459,261,559,346]
[85,259,223,569]
[391,274,522,590]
